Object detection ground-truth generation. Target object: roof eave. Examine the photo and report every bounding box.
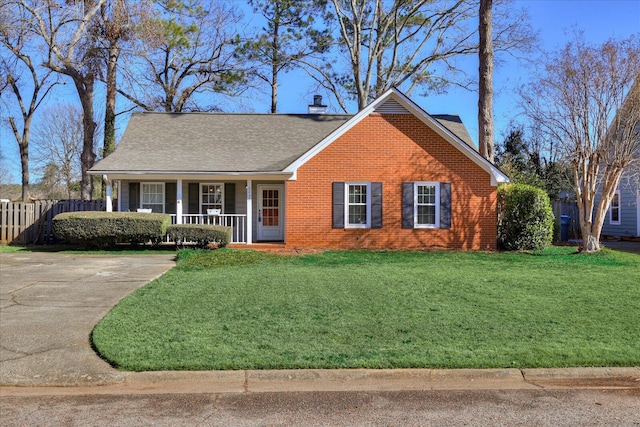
[90,170,294,181]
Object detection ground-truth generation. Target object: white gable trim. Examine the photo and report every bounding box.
[284,88,509,186]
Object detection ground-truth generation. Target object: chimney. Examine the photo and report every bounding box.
[308,95,327,114]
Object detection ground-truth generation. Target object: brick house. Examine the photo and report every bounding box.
[89,88,508,249]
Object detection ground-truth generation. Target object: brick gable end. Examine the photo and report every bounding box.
[286,113,498,250]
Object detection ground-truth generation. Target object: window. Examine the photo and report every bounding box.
[200,183,224,214]
[141,183,164,213]
[402,182,451,229]
[332,182,382,229]
[346,183,370,228]
[414,182,440,227]
[610,190,621,225]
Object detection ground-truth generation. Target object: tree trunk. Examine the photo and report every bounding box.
[104,40,119,159]
[478,0,494,163]
[75,75,97,200]
[270,30,278,114]
[19,133,30,201]
[581,227,601,252]
[9,117,30,201]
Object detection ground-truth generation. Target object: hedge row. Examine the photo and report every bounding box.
[52,212,231,249]
[167,224,232,247]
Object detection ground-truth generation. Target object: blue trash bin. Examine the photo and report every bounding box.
[560,215,571,241]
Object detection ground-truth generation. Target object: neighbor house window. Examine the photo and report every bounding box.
[200,183,224,214]
[141,183,164,213]
[610,190,621,225]
[346,183,371,228]
[414,182,440,227]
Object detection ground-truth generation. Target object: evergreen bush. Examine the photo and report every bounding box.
[52,211,172,248]
[166,224,232,248]
[497,184,555,251]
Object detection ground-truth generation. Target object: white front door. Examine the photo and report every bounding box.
[257,184,284,241]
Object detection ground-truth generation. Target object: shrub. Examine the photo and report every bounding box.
[166,224,232,248]
[52,211,172,248]
[497,184,555,251]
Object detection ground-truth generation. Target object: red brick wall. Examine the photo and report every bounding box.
[285,113,498,250]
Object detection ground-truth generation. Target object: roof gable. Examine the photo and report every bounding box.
[284,88,509,186]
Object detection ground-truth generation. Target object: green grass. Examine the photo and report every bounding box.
[91,247,640,371]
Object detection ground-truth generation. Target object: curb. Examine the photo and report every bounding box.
[1,367,638,397]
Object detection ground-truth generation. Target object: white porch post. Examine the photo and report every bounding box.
[176,179,183,224]
[104,175,113,212]
[116,180,122,212]
[246,179,252,244]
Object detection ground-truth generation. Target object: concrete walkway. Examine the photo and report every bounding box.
[1,251,638,395]
[0,252,175,386]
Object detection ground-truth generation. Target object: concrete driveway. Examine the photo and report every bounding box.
[0,252,176,386]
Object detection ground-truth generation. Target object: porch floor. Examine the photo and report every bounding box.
[227,242,289,252]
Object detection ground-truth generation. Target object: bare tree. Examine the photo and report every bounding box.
[0,142,13,186]
[18,0,107,200]
[478,0,493,162]
[0,1,58,200]
[91,0,153,160]
[31,104,84,199]
[94,0,130,159]
[310,0,534,112]
[521,36,640,252]
[117,0,245,112]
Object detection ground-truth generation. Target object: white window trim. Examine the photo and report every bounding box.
[345,182,371,229]
[199,183,225,215]
[414,182,440,228]
[609,190,621,225]
[140,182,165,213]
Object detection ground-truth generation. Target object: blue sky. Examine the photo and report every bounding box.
[272,0,640,142]
[1,0,639,183]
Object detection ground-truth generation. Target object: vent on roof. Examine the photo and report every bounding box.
[308,95,327,114]
[374,98,410,114]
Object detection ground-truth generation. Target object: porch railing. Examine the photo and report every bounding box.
[170,214,247,243]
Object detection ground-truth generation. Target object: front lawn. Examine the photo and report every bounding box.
[92,248,640,371]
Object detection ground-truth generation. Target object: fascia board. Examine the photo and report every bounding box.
[283,90,396,175]
[91,171,294,181]
[390,90,509,186]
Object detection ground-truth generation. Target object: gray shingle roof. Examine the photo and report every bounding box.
[92,113,352,173]
[432,114,476,148]
[91,111,476,173]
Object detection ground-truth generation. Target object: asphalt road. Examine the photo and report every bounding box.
[2,389,640,426]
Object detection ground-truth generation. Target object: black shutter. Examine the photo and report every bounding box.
[402,182,414,228]
[440,182,452,229]
[188,183,199,214]
[332,182,345,228]
[128,182,139,212]
[165,182,176,214]
[371,182,383,228]
[224,183,235,214]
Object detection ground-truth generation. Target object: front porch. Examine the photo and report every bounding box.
[102,176,288,245]
[171,213,248,244]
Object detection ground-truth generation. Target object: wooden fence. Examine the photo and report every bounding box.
[552,199,581,241]
[0,200,106,245]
